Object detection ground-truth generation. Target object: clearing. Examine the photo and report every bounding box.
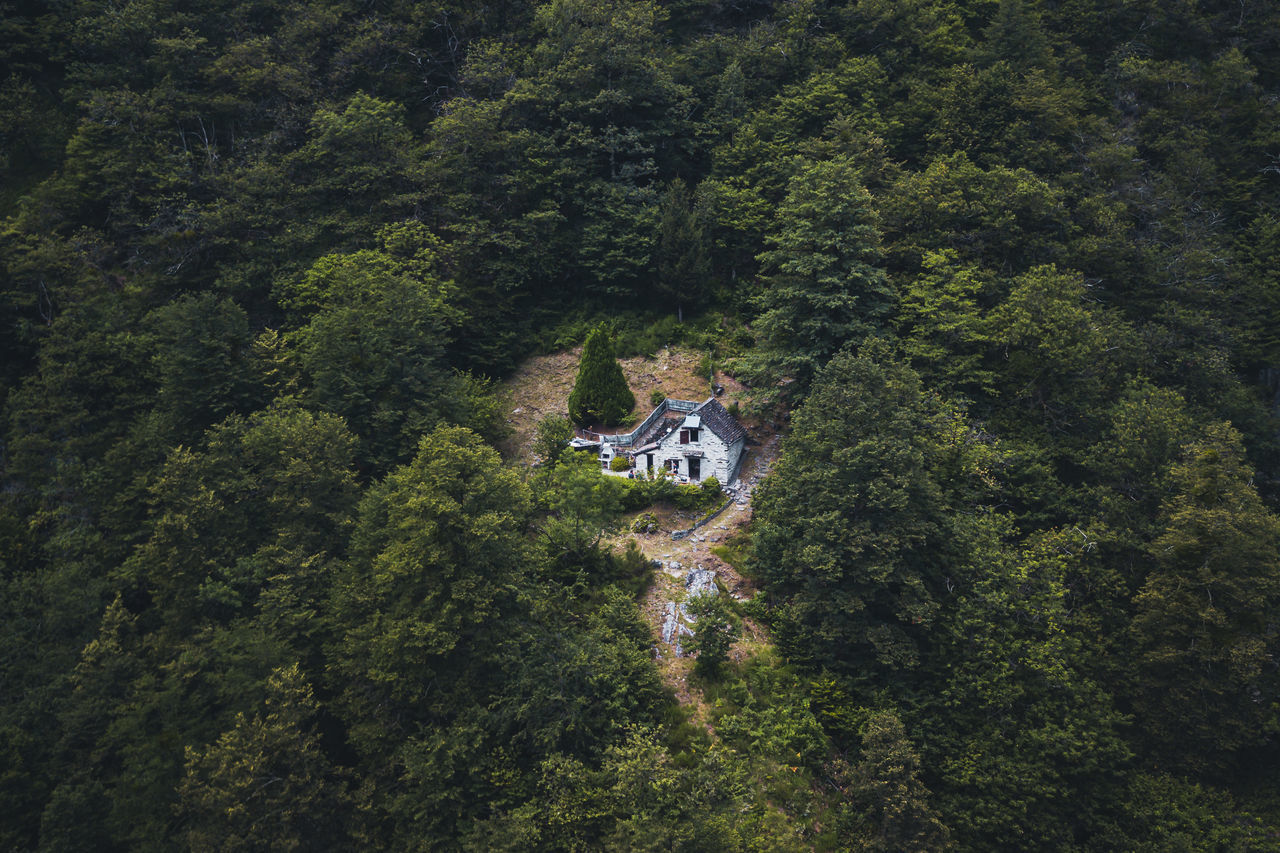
[499,347,784,718]
[498,345,752,460]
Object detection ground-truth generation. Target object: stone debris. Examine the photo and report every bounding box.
[661,601,695,656]
[685,566,718,598]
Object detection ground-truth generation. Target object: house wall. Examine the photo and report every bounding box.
[649,426,743,484]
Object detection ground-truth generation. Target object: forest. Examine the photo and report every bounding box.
[3,0,1280,849]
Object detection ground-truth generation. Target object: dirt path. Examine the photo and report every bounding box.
[620,434,782,710]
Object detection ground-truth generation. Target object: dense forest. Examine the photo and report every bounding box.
[3,0,1280,849]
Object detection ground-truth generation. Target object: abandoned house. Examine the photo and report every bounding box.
[573,398,747,484]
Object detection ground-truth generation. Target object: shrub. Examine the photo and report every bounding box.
[686,593,738,678]
[701,476,721,498]
[650,389,666,407]
[610,455,630,472]
[533,414,573,466]
[632,512,658,533]
[673,483,705,510]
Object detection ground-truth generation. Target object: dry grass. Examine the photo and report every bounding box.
[497,345,752,462]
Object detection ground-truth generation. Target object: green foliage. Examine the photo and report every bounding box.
[610,455,631,472]
[739,157,893,405]
[568,326,636,427]
[533,413,574,467]
[650,389,666,407]
[6,0,1280,846]
[656,178,711,321]
[179,664,350,851]
[686,593,739,678]
[838,711,950,853]
[1128,424,1280,779]
[751,345,965,682]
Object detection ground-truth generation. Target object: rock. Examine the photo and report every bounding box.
[661,602,695,656]
[661,602,679,644]
[685,567,718,598]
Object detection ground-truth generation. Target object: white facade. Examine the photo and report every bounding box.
[629,399,746,485]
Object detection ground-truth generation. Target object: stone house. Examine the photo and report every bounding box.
[583,397,746,485]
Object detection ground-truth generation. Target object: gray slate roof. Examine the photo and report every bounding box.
[694,398,746,444]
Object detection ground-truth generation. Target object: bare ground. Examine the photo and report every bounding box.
[618,433,782,713]
[498,345,752,461]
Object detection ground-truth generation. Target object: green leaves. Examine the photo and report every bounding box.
[751,346,954,682]
[741,157,893,404]
[1128,424,1280,777]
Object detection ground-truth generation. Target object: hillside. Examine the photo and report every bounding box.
[4,0,1280,849]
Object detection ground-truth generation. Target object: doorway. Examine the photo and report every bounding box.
[688,457,701,481]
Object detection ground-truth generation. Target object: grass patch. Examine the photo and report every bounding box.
[710,526,752,575]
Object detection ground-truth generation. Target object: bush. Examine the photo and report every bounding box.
[673,483,705,510]
[686,593,739,678]
[533,414,573,466]
[632,512,659,533]
[610,455,631,472]
[650,389,666,407]
[701,476,721,499]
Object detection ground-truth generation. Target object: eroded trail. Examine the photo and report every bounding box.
[622,434,781,710]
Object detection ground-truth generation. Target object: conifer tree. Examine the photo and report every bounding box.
[568,326,635,427]
[847,711,950,852]
[741,156,893,406]
[656,178,710,322]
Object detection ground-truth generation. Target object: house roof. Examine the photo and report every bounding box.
[682,414,701,429]
[694,398,746,444]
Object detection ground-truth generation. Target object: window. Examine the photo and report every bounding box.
[667,458,681,474]
[679,428,699,444]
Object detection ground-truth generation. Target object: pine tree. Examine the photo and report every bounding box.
[846,711,950,852]
[568,326,635,427]
[656,178,710,322]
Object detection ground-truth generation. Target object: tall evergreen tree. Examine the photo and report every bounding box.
[567,326,635,427]
[846,711,950,852]
[741,156,893,406]
[1129,423,1280,779]
[655,178,711,322]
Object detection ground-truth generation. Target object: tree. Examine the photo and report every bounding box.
[567,325,634,427]
[686,593,738,678]
[1128,423,1280,778]
[178,664,351,852]
[655,178,710,322]
[844,711,950,852]
[741,156,893,405]
[750,345,958,685]
[532,413,574,466]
